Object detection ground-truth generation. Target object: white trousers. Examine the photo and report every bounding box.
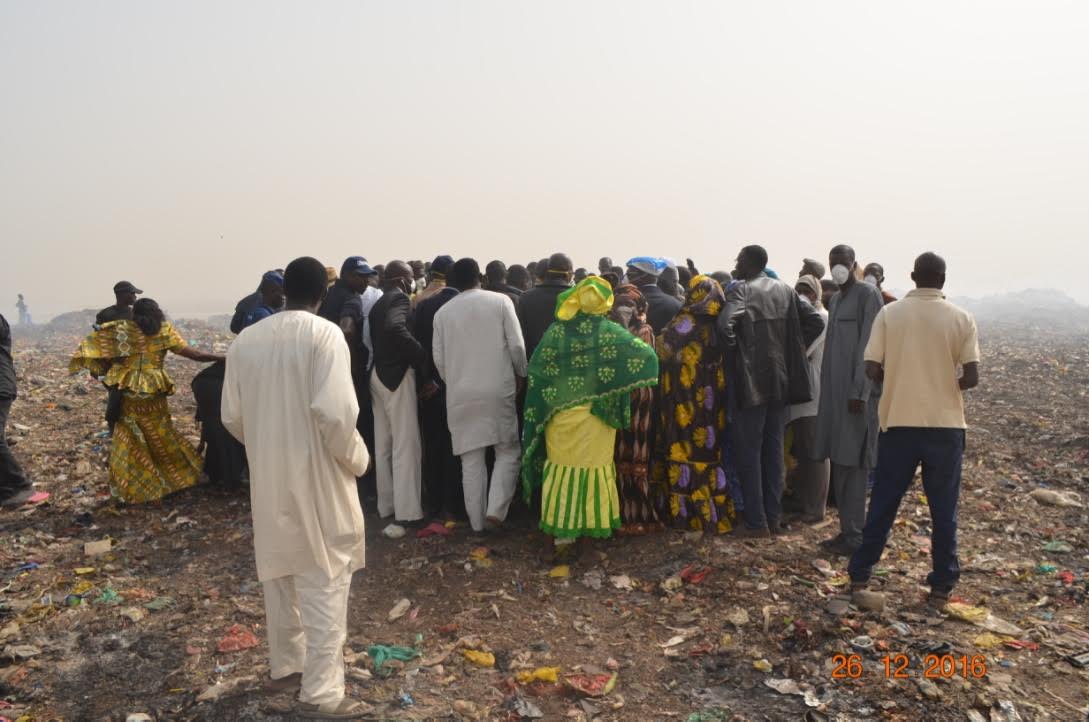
[371,369,423,521]
[460,441,520,532]
[263,565,353,706]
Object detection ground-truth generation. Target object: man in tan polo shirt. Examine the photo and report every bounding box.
[848,252,980,607]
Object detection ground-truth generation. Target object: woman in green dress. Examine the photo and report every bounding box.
[521,278,659,557]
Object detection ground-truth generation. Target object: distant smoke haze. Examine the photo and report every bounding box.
[3,2,1088,322]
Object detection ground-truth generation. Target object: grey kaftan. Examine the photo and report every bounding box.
[814,282,884,469]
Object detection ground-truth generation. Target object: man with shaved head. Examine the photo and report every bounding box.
[849,252,979,608]
[517,252,574,359]
[814,244,885,557]
[368,260,428,534]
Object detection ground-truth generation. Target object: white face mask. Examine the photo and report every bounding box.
[409,279,418,294]
[831,264,851,286]
[863,275,878,286]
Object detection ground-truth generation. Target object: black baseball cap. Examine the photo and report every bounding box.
[113,281,142,294]
[430,255,455,276]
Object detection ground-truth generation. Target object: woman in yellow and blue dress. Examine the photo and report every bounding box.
[521,278,659,557]
[70,299,223,503]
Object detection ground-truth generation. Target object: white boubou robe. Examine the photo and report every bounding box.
[222,311,369,582]
[432,289,528,455]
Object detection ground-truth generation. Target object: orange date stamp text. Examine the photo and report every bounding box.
[831,653,987,680]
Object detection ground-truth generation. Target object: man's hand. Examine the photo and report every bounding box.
[418,381,440,401]
[516,375,527,396]
[864,360,884,383]
[848,399,865,415]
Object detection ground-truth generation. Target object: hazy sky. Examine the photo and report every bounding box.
[3,1,1088,319]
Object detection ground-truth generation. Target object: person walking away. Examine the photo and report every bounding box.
[785,275,830,523]
[433,259,528,532]
[863,262,897,304]
[368,261,428,533]
[0,314,33,506]
[608,285,661,532]
[655,276,739,533]
[222,257,371,719]
[70,299,223,503]
[96,281,141,325]
[517,253,574,359]
[848,252,979,608]
[814,245,884,556]
[412,255,465,520]
[625,257,682,334]
[718,246,825,538]
[522,278,658,559]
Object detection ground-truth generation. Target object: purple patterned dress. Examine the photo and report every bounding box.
[652,276,741,533]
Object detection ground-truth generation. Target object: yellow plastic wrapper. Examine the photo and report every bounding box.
[461,649,495,667]
[973,632,1010,649]
[944,602,989,623]
[549,565,570,579]
[516,666,561,684]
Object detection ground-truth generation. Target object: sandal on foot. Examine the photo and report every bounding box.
[297,697,372,719]
[262,672,301,694]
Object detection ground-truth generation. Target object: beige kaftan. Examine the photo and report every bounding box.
[222,311,369,582]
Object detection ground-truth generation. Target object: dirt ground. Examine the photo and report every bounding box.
[0,320,1086,721]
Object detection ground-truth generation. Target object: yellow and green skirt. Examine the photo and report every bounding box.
[540,405,620,539]
[109,393,201,504]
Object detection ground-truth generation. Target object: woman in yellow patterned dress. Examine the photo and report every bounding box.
[654,275,740,533]
[70,299,224,503]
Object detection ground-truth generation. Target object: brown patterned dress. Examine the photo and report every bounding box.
[610,285,661,528]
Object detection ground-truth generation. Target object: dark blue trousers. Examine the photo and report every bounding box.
[848,427,964,591]
[729,395,786,530]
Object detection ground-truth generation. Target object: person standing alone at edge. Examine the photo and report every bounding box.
[848,253,979,608]
[814,245,885,557]
[433,258,528,533]
[719,245,825,537]
[369,260,429,535]
[222,257,371,719]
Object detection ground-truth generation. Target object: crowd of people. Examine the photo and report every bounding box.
[0,247,980,719]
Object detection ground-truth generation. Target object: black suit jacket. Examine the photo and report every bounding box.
[369,289,427,391]
[516,280,571,360]
[638,283,683,334]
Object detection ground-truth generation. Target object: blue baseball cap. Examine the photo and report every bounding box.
[261,270,284,287]
[341,256,377,276]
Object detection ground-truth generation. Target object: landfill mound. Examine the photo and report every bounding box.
[0,320,1085,721]
[45,309,99,332]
